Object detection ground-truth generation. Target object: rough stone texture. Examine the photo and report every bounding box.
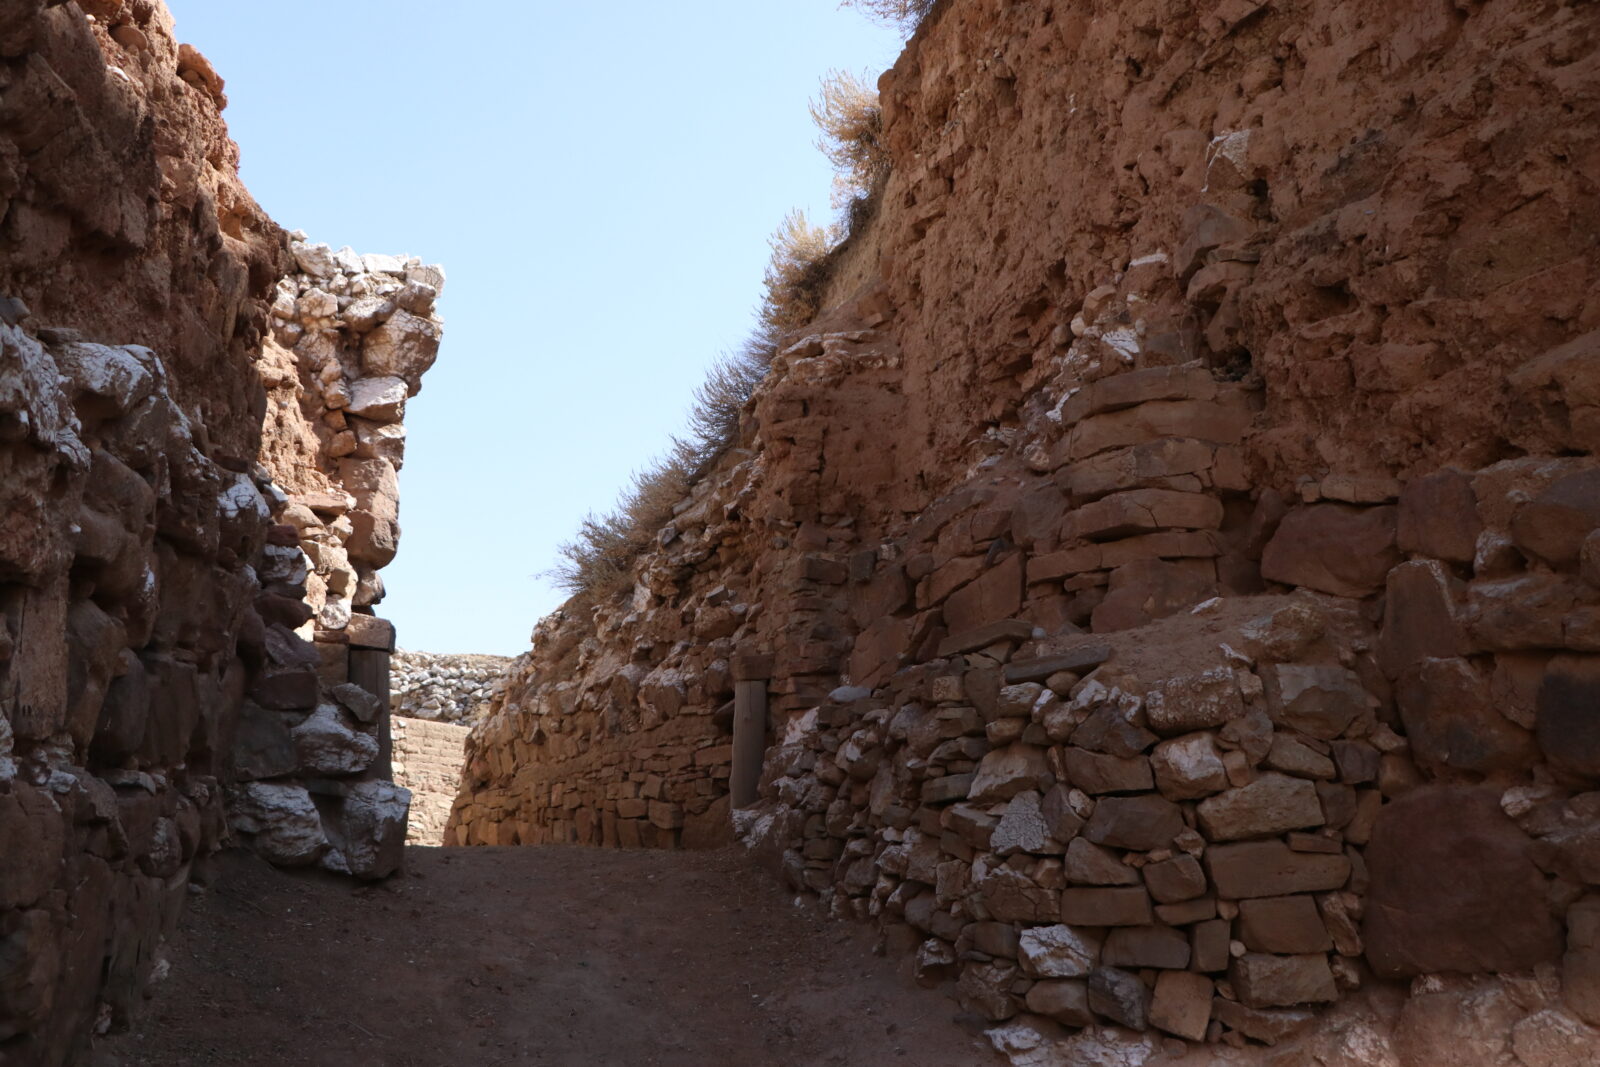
[1395,656,1538,775]
[1566,898,1600,1028]
[443,0,1600,1057]
[1197,773,1326,841]
[1016,924,1100,979]
[0,5,436,1058]
[1083,795,1185,851]
[22,0,1600,1059]
[391,650,511,724]
[1149,971,1213,1041]
[1150,733,1227,800]
[329,780,411,880]
[1205,841,1352,900]
[1237,895,1333,955]
[1231,953,1338,1009]
[391,716,470,845]
[1260,505,1399,598]
[1364,786,1563,978]
[1538,654,1600,781]
[1086,967,1150,1031]
[229,783,328,867]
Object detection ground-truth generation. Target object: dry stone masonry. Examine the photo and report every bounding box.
[391,715,470,845]
[0,3,441,1061]
[391,650,511,724]
[227,236,445,879]
[454,0,1600,1062]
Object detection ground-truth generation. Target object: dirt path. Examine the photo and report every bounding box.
[91,846,1000,1067]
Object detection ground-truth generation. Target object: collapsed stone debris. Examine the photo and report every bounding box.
[391,650,511,724]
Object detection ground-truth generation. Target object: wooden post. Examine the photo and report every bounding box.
[348,648,393,781]
[345,614,396,782]
[730,679,767,809]
[729,651,773,811]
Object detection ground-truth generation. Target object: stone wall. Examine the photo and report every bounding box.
[392,716,469,845]
[224,235,445,879]
[392,650,511,724]
[0,3,440,1061]
[453,0,1600,1059]
[0,4,287,1060]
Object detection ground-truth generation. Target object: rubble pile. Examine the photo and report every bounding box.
[391,650,510,724]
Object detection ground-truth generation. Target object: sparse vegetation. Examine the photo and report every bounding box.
[550,211,836,599]
[550,451,690,598]
[759,210,834,336]
[550,58,897,599]
[810,70,888,211]
[843,0,935,35]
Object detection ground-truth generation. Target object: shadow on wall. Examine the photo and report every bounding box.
[0,4,443,1063]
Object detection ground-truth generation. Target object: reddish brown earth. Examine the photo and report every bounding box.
[89,847,999,1067]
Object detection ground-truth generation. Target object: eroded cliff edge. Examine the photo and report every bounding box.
[454,0,1600,1060]
[0,3,441,1061]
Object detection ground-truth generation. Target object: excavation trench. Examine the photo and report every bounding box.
[88,845,997,1067]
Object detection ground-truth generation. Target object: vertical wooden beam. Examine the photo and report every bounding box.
[730,651,773,811]
[348,648,393,781]
[731,680,767,809]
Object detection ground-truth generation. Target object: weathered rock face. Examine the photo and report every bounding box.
[0,4,438,1061]
[453,0,1600,1058]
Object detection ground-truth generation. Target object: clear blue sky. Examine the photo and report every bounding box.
[164,1,903,655]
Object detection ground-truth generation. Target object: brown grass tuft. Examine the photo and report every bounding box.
[842,0,935,35]
[550,453,692,598]
[759,210,834,336]
[810,70,888,210]
[551,78,891,600]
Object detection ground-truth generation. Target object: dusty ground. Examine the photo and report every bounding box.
[90,847,999,1067]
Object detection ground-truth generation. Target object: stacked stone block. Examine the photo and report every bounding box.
[391,650,510,724]
[391,716,470,844]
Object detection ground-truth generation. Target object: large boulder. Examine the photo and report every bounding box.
[1363,785,1562,977]
[328,781,410,880]
[1395,657,1538,775]
[1260,504,1399,598]
[1512,469,1600,570]
[1538,654,1600,781]
[228,783,328,867]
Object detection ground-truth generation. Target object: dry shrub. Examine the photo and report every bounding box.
[760,210,834,335]
[550,453,691,597]
[810,70,888,209]
[551,211,838,600]
[843,0,935,34]
[685,344,768,469]
[553,88,874,599]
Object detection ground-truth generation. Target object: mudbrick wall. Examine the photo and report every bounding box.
[0,2,440,1062]
[392,716,470,845]
[454,0,1600,1061]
